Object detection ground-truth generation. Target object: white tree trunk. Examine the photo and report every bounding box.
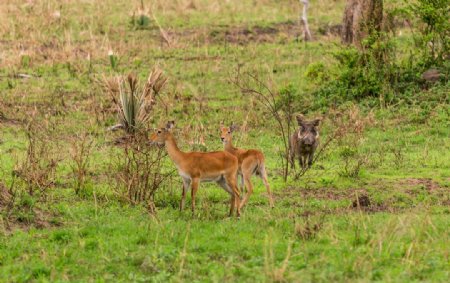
[300,0,312,41]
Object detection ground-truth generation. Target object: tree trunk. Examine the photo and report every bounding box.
[300,0,312,41]
[341,0,383,47]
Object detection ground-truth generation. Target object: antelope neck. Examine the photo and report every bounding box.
[224,135,236,151]
[165,133,186,166]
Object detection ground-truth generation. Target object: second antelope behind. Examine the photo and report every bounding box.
[220,123,274,209]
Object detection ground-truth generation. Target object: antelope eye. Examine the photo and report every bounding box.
[228,131,231,134]
[157,130,162,134]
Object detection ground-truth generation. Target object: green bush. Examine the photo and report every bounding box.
[311,1,449,109]
[408,0,450,67]
[313,43,405,107]
[305,62,329,83]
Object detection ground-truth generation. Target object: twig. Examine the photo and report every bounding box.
[151,10,172,47]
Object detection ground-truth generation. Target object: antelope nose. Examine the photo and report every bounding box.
[221,137,225,142]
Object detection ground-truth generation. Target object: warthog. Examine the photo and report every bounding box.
[289,114,321,170]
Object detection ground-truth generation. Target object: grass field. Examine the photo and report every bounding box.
[0,0,449,282]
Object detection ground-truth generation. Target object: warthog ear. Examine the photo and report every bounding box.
[230,123,238,132]
[166,120,175,130]
[296,114,305,125]
[312,118,322,127]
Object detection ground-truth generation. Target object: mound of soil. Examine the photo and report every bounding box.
[352,194,371,207]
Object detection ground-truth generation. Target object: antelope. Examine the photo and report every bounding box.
[150,121,241,217]
[289,114,321,170]
[219,123,274,209]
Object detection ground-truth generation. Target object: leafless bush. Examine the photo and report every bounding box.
[70,134,94,196]
[231,67,296,181]
[14,120,59,198]
[111,137,174,214]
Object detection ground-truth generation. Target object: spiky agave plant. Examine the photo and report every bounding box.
[104,68,168,134]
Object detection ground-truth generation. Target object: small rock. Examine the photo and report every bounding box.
[422,69,441,83]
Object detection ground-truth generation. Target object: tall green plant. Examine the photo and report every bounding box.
[104,68,168,134]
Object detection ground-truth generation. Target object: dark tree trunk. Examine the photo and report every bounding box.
[341,0,383,47]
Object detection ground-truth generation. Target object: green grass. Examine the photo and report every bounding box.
[0,0,449,282]
[1,200,449,282]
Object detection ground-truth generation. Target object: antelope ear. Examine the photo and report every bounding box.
[312,118,322,127]
[220,120,225,130]
[166,120,175,130]
[296,114,305,125]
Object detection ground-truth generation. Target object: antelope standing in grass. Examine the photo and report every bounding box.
[289,114,321,170]
[150,121,241,217]
[219,123,274,209]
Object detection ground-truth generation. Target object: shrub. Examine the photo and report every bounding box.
[69,134,94,197]
[338,146,368,178]
[304,62,329,83]
[130,0,152,30]
[14,120,58,198]
[408,0,450,68]
[103,68,168,134]
[110,136,174,214]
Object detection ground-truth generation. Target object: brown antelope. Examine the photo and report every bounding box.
[219,123,274,209]
[150,121,241,217]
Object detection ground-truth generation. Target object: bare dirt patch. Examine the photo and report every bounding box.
[276,186,396,214]
[1,183,60,232]
[0,110,22,125]
[399,178,442,192]
[169,21,342,46]
[276,186,366,201]
[1,205,59,232]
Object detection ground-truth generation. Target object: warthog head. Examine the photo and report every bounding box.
[296,115,321,146]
